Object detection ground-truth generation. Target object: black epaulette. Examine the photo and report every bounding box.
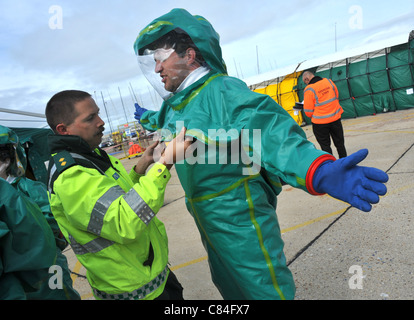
[48,151,76,194]
[52,150,77,173]
[47,150,107,195]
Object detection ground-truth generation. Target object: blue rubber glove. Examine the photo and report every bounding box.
[134,103,148,121]
[313,149,389,212]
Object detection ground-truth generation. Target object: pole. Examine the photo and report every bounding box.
[233,58,240,78]
[129,82,139,104]
[335,22,337,53]
[118,87,128,124]
[128,86,135,104]
[100,91,113,134]
[0,107,46,118]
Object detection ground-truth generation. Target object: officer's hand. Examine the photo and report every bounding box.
[313,149,389,212]
[134,141,159,175]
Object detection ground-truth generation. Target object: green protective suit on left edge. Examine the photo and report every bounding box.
[0,178,56,299]
[134,8,335,300]
[0,125,80,300]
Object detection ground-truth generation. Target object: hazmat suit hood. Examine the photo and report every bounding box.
[134,8,227,99]
[0,125,26,178]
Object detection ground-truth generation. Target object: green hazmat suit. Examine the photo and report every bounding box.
[0,125,80,299]
[12,175,80,300]
[0,178,56,299]
[134,8,335,299]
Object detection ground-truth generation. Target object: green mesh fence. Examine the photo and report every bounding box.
[296,39,414,124]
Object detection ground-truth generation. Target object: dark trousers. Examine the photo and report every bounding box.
[312,119,347,158]
[154,270,184,300]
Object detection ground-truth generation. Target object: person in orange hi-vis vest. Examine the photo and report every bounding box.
[302,71,347,158]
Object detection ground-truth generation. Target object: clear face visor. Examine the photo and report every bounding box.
[138,47,176,100]
[138,43,200,101]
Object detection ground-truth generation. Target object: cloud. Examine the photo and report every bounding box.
[1,0,413,129]
[9,7,137,82]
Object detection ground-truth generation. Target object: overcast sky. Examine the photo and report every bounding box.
[0,0,413,131]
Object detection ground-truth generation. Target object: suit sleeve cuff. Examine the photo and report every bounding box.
[305,154,336,195]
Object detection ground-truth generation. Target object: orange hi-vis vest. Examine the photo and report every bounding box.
[303,78,343,124]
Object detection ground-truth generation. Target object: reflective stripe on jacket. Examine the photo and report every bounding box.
[303,78,343,124]
[47,138,171,300]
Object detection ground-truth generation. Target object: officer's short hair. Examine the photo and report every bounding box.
[45,90,91,133]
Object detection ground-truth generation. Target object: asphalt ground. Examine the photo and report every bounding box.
[64,108,414,300]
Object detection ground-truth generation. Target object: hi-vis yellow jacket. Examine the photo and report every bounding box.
[47,135,170,300]
[304,78,343,124]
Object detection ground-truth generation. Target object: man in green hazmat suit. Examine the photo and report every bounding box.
[0,125,80,299]
[133,8,389,300]
[0,178,56,299]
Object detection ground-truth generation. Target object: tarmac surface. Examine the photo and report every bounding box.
[64,108,414,300]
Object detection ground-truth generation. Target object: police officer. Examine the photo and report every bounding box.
[45,90,191,300]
